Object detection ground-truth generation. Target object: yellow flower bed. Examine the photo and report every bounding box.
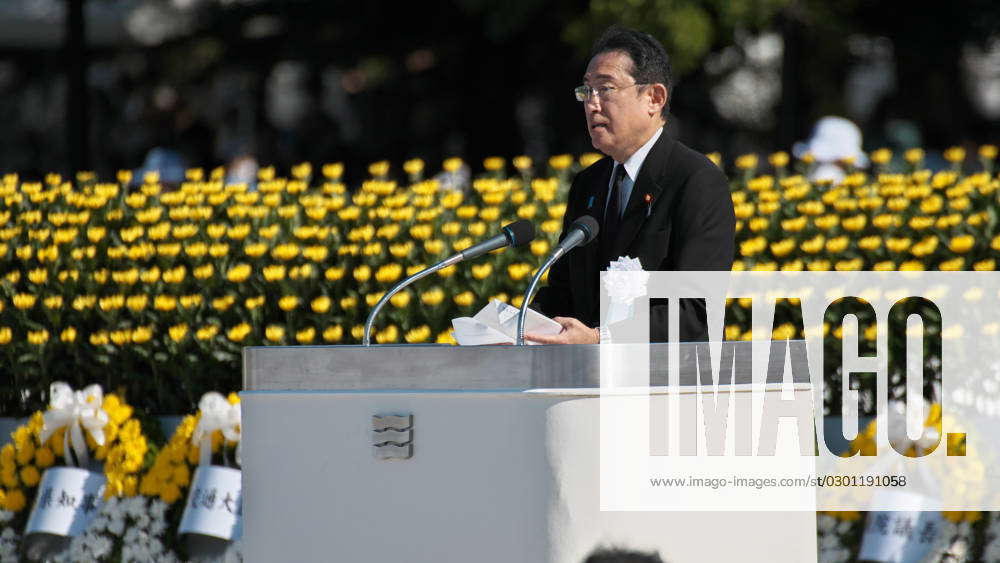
[0,147,997,412]
[731,152,999,274]
[0,155,589,411]
[721,145,999,342]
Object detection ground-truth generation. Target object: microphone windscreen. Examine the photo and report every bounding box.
[502,219,536,247]
[571,215,600,245]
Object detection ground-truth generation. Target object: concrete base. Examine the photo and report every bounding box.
[242,391,817,563]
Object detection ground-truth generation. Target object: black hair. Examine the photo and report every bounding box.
[582,546,666,563]
[590,24,673,119]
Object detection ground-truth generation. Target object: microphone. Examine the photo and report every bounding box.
[553,214,599,253]
[515,216,599,345]
[363,219,536,346]
[460,219,535,261]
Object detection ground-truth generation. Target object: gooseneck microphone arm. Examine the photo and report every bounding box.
[515,216,599,345]
[363,219,535,346]
[515,250,568,346]
[363,254,462,346]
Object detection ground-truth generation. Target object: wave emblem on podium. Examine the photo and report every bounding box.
[372,414,413,460]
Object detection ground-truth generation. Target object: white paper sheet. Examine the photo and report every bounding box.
[452,300,562,345]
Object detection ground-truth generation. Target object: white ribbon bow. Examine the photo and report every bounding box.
[191,392,241,467]
[39,382,109,468]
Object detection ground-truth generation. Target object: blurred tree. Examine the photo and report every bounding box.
[2,0,998,178]
[850,0,1000,148]
[562,0,793,74]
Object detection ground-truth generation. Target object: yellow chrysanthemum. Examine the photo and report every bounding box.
[420,288,445,306]
[375,324,399,344]
[322,325,344,343]
[390,291,410,308]
[735,154,758,170]
[227,323,252,343]
[296,326,316,344]
[279,295,300,312]
[60,327,77,343]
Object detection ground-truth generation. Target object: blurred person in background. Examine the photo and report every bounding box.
[793,116,868,184]
[582,546,665,563]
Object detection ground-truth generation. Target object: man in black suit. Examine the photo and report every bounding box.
[526,25,735,344]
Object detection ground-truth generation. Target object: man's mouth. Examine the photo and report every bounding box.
[591,123,609,131]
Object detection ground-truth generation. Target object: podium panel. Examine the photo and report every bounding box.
[242,344,817,563]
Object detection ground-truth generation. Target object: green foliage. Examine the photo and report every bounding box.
[563,0,792,73]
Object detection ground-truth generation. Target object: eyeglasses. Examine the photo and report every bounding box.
[574,83,646,103]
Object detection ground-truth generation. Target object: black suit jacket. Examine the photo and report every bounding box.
[533,133,735,342]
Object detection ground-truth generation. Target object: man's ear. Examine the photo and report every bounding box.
[647,83,668,117]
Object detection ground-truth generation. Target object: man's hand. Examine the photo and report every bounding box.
[524,317,599,344]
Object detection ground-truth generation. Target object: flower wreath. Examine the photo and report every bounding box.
[140,391,241,505]
[829,402,982,561]
[0,382,148,558]
[135,391,242,561]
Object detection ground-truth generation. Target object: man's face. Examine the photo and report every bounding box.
[582,50,660,163]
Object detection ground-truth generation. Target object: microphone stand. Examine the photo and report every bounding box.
[362,254,462,346]
[363,220,536,347]
[515,248,567,346]
[513,215,597,346]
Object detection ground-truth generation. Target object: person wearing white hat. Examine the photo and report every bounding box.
[793,116,868,184]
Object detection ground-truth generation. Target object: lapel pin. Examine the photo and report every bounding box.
[587,195,595,209]
[644,193,653,217]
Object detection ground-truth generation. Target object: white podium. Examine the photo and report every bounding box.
[241,343,817,562]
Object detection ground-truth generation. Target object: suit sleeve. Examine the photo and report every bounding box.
[531,176,583,319]
[670,165,736,271]
[649,164,735,342]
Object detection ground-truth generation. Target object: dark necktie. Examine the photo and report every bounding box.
[604,164,626,244]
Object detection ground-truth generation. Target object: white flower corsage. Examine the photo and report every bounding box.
[602,256,649,325]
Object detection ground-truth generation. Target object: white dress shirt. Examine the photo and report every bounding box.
[605,127,663,220]
[598,127,663,343]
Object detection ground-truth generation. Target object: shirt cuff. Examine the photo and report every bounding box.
[598,325,612,344]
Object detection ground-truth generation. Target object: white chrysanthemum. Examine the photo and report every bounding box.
[0,525,20,562]
[602,256,649,325]
[125,496,146,519]
[149,519,166,537]
[108,517,126,536]
[816,513,857,563]
[603,256,648,304]
[148,538,164,556]
[829,547,851,563]
[919,520,964,563]
[818,534,840,549]
[950,537,969,559]
[89,534,114,558]
[53,494,180,563]
[981,513,1000,560]
[90,515,110,531]
[149,500,167,520]
[222,538,244,563]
